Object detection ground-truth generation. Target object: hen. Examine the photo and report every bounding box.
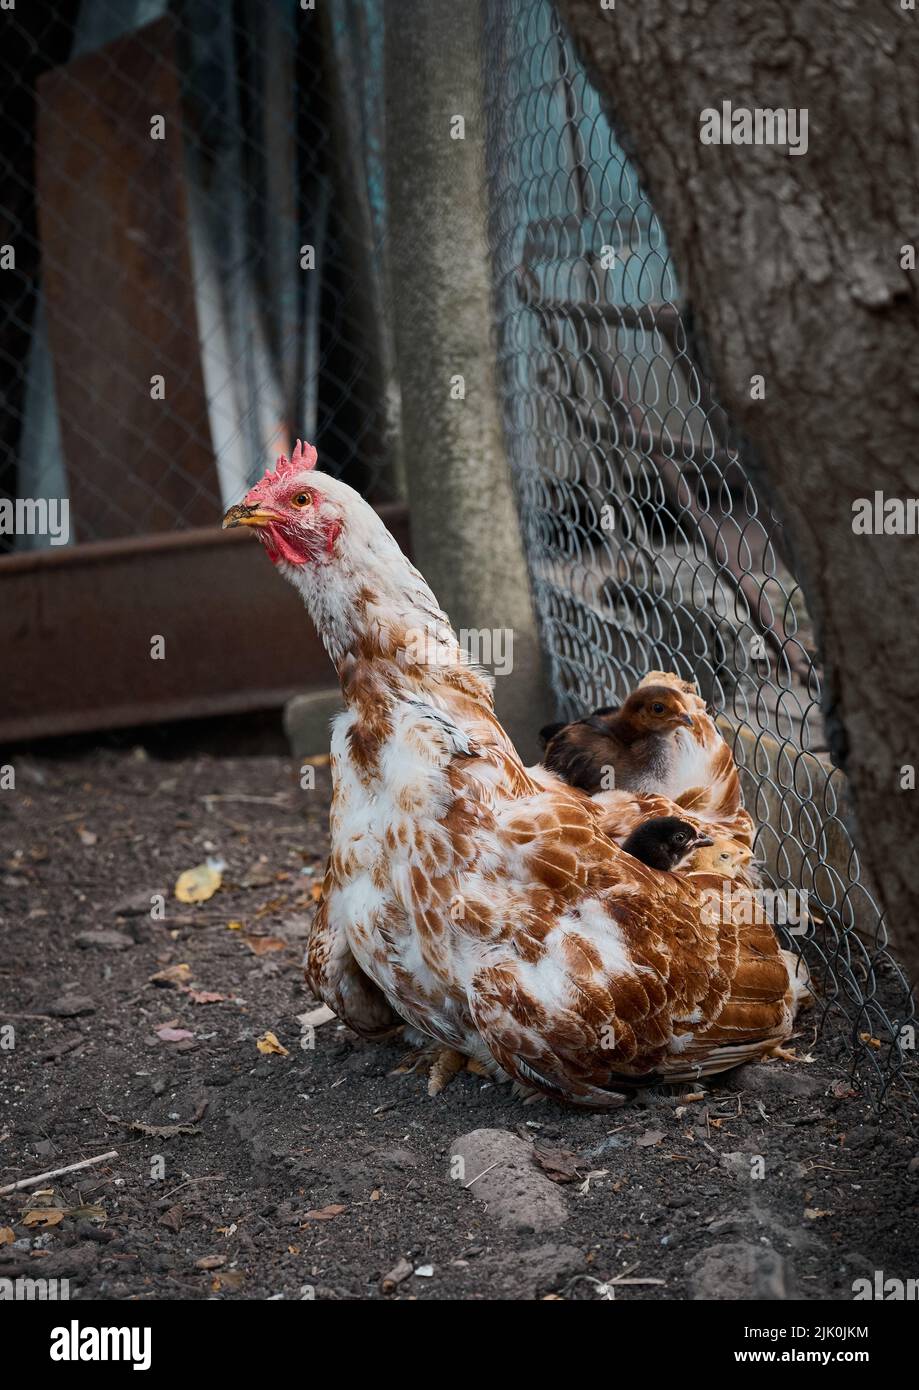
[224,444,807,1107]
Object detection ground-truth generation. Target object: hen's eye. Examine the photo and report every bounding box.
[292,492,312,508]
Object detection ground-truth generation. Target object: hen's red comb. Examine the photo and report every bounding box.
[249,440,318,498]
[270,438,317,480]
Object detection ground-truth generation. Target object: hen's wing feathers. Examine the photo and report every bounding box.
[459,786,794,1106]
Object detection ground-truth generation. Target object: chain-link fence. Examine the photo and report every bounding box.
[0,0,397,554]
[484,0,917,1110]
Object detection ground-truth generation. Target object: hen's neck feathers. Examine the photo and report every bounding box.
[282,472,493,709]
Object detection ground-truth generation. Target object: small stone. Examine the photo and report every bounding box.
[112,890,166,919]
[450,1128,568,1233]
[46,994,96,1018]
[76,930,133,952]
[731,1062,824,1099]
[686,1242,790,1300]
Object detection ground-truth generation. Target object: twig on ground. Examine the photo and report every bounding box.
[0,1150,118,1195]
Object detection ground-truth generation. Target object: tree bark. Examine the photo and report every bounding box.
[557,0,919,981]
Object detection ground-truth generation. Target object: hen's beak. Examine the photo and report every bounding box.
[680,713,694,728]
[222,502,279,530]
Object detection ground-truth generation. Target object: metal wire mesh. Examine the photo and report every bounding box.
[483,0,917,1109]
[0,0,396,553]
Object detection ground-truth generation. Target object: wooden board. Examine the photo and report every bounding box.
[0,505,411,742]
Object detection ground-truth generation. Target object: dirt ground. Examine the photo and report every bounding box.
[2,745,918,1301]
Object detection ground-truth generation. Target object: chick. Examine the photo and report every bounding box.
[687,836,754,879]
[540,685,696,795]
[620,816,713,872]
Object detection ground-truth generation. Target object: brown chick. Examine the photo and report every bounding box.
[540,684,696,795]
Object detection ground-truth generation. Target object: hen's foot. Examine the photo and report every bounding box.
[767,1044,800,1062]
[388,1044,478,1096]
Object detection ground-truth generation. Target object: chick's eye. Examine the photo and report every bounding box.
[651,702,665,715]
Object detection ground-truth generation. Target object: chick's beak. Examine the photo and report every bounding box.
[222,501,280,530]
[689,833,714,850]
[680,713,694,728]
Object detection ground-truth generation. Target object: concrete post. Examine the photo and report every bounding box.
[383,0,550,761]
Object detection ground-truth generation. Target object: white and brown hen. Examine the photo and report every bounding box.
[223,444,807,1107]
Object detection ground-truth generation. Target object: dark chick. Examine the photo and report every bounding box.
[620,817,713,872]
[540,685,695,794]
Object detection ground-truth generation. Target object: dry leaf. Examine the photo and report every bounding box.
[301,1204,346,1221]
[156,1025,194,1043]
[636,1129,665,1148]
[195,1255,226,1270]
[212,1270,245,1292]
[0,1227,14,1245]
[859,1033,882,1050]
[23,1209,64,1228]
[159,1205,184,1232]
[804,1207,831,1220]
[256,1031,289,1057]
[188,989,226,1005]
[310,884,323,903]
[65,1205,107,1222]
[175,859,223,904]
[77,826,98,847]
[532,1143,582,1184]
[150,964,192,988]
[227,920,244,931]
[98,1113,201,1138]
[381,1256,413,1292]
[243,936,286,957]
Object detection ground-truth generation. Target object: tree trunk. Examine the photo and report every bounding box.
[557,0,919,982]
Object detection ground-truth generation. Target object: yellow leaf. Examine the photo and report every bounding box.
[227,920,244,931]
[23,1209,64,1228]
[256,1031,289,1057]
[175,860,223,904]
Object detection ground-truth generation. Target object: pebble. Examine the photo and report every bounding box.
[685,1242,790,1300]
[450,1128,568,1233]
[46,994,96,1018]
[76,930,133,952]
